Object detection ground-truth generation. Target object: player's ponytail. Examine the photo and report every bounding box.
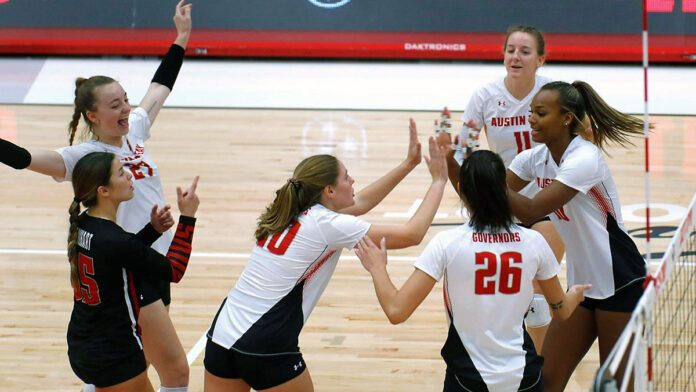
[540,81,647,153]
[255,155,339,241]
[571,81,646,152]
[68,76,116,145]
[67,199,81,290]
[459,150,513,233]
[67,152,115,289]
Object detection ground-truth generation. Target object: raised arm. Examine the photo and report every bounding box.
[366,131,448,249]
[338,119,422,216]
[1,137,67,178]
[355,236,437,324]
[537,276,591,321]
[139,0,192,125]
[120,176,199,282]
[434,128,461,195]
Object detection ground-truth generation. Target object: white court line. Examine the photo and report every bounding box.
[187,333,208,366]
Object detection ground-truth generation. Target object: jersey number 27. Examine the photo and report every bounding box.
[474,251,522,294]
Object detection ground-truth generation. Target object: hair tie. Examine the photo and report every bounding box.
[287,178,300,189]
[73,197,81,204]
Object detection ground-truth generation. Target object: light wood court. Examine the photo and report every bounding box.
[0,104,693,391]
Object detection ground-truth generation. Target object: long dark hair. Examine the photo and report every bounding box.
[255,154,339,241]
[67,152,114,289]
[459,150,513,233]
[540,81,647,153]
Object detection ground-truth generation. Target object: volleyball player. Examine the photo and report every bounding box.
[354,149,590,392]
[503,81,646,391]
[0,1,194,389]
[446,25,565,351]
[67,152,199,391]
[204,121,448,392]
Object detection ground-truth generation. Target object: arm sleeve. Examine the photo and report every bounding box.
[462,89,486,131]
[460,89,486,150]
[134,223,162,247]
[319,212,371,250]
[508,148,536,182]
[54,143,95,182]
[413,232,447,281]
[128,107,152,141]
[115,216,196,283]
[554,145,603,194]
[533,233,561,281]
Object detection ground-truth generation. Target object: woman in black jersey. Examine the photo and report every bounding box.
[67,152,199,391]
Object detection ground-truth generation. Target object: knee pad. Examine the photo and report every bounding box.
[525,294,551,328]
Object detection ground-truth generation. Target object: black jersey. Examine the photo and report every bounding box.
[67,213,195,369]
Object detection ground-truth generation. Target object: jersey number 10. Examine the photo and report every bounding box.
[257,221,302,256]
[474,251,522,294]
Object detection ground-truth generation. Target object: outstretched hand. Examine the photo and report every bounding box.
[423,132,448,183]
[150,204,174,233]
[173,0,192,39]
[354,236,388,273]
[404,118,422,169]
[177,176,200,217]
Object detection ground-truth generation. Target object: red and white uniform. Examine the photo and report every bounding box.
[509,136,645,299]
[415,223,559,391]
[459,75,553,167]
[55,107,172,254]
[208,204,370,355]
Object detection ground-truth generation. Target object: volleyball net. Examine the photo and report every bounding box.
[592,193,696,392]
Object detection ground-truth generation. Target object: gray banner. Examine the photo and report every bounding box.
[0,0,694,34]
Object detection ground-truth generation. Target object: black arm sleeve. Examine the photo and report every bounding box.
[0,138,31,170]
[134,223,162,247]
[117,216,196,283]
[151,44,185,90]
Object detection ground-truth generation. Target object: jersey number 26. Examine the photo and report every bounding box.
[474,251,522,295]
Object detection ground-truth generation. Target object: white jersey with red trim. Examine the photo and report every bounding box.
[55,107,172,255]
[509,137,645,299]
[208,204,371,355]
[459,75,553,169]
[415,223,559,392]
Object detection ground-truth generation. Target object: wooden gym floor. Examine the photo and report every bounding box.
[0,105,693,391]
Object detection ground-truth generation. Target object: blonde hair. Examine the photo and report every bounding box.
[255,155,339,241]
[68,76,116,145]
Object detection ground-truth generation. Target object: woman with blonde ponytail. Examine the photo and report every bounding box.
[0,1,196,390]
[204,120,448,392]
[500,80,647,392]
[67,152,199,392]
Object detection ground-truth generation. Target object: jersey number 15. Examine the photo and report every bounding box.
[74,254,102,305]
[474,251,522,294]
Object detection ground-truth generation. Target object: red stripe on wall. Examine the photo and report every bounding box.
[0,29,694,62]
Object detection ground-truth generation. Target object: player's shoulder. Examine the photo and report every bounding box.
[432,223,475,245]
[535,75,554,87]
[477,77,507,96]
[565,137,601,161]
[78,214,129,248]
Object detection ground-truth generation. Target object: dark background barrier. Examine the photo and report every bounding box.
[0,0,694,62]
